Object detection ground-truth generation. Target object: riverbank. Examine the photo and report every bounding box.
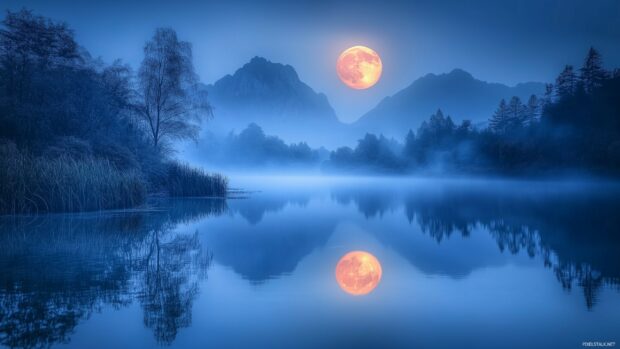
[0,144,227,215]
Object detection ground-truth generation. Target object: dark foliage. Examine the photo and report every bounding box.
[327,47,620,175]
[325,133,403,173]
[0,10,226,213]
[200,123,324,168]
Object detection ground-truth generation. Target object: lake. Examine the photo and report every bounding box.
[1,177,619,349]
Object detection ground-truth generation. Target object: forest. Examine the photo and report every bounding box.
[194,45,620,176]
[197,123,327,169]
[2,9,619,214]
[326,47,620,175]
[0,10,227,214]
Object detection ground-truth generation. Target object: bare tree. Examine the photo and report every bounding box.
[136,28,211,151]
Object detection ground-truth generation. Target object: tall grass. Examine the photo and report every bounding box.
[0,144,146,214]
[166,162,228,197]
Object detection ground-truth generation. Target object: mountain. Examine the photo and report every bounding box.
[203,56,343,147]
[354,69,546,138]
[197,60,546,152]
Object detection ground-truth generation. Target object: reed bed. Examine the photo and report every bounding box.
[0,144,146,214]
[166,162,228,197]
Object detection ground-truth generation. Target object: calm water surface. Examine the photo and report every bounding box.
[1,177,619,349]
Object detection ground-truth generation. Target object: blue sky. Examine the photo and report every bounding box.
[5,0,619,122]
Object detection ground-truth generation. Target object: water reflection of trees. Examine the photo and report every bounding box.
[332,190,398,219]
[229,193,310,225]
[333,183,620,309]
[0,198,225,348]
[137,230,210,345]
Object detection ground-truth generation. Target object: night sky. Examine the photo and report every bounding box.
[5,0,619,122]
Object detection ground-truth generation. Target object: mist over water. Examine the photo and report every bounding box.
[2,176,619,348]
[1,3,619,348]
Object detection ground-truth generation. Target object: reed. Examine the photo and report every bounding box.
[166,162,228,198]
[0,144,146,214]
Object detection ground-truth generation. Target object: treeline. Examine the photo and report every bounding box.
[199,123,326,168]
[326,47,620,175]
[0,10,226,214]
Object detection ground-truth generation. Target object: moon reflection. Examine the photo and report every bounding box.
[335,251,382,296]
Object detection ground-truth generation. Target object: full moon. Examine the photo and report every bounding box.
[335,251,382,296]
[336,46,382,89]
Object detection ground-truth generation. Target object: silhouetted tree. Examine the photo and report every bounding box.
[403,129,416,159]
[201,123,321,166]
[580,47,607,94]
[525,95,540,126]
[555,65,578,98]
[326,133,402,172]
[489,99,509,133]
[354,133,400,168]
[0,10,226,213]
[0,9,80,105]
[327,47,619,175]
[506,96,527,129]
[418,109,455,140]
[329,146,355,168]
[543,83,554,104]
[136,28,211,151]
[0,10,153,166]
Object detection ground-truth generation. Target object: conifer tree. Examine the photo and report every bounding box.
[403,129,416,157]
[542,83,554,106]
[555,65,577,98]
[580,47,607,93]
[489,99,509,133]
[525,95,540,126]
[507,96,527,128]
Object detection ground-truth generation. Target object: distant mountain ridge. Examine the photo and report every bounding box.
[353,68,545,138]
[203,56,342,147]
[198,58,545,150]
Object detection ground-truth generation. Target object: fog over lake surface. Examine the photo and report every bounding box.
[1,177,619,349]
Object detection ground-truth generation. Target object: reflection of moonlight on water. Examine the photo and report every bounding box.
[335,251,382,296]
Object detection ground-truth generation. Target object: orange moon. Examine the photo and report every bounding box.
[335,251,382,296]
[336,46,382,89]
